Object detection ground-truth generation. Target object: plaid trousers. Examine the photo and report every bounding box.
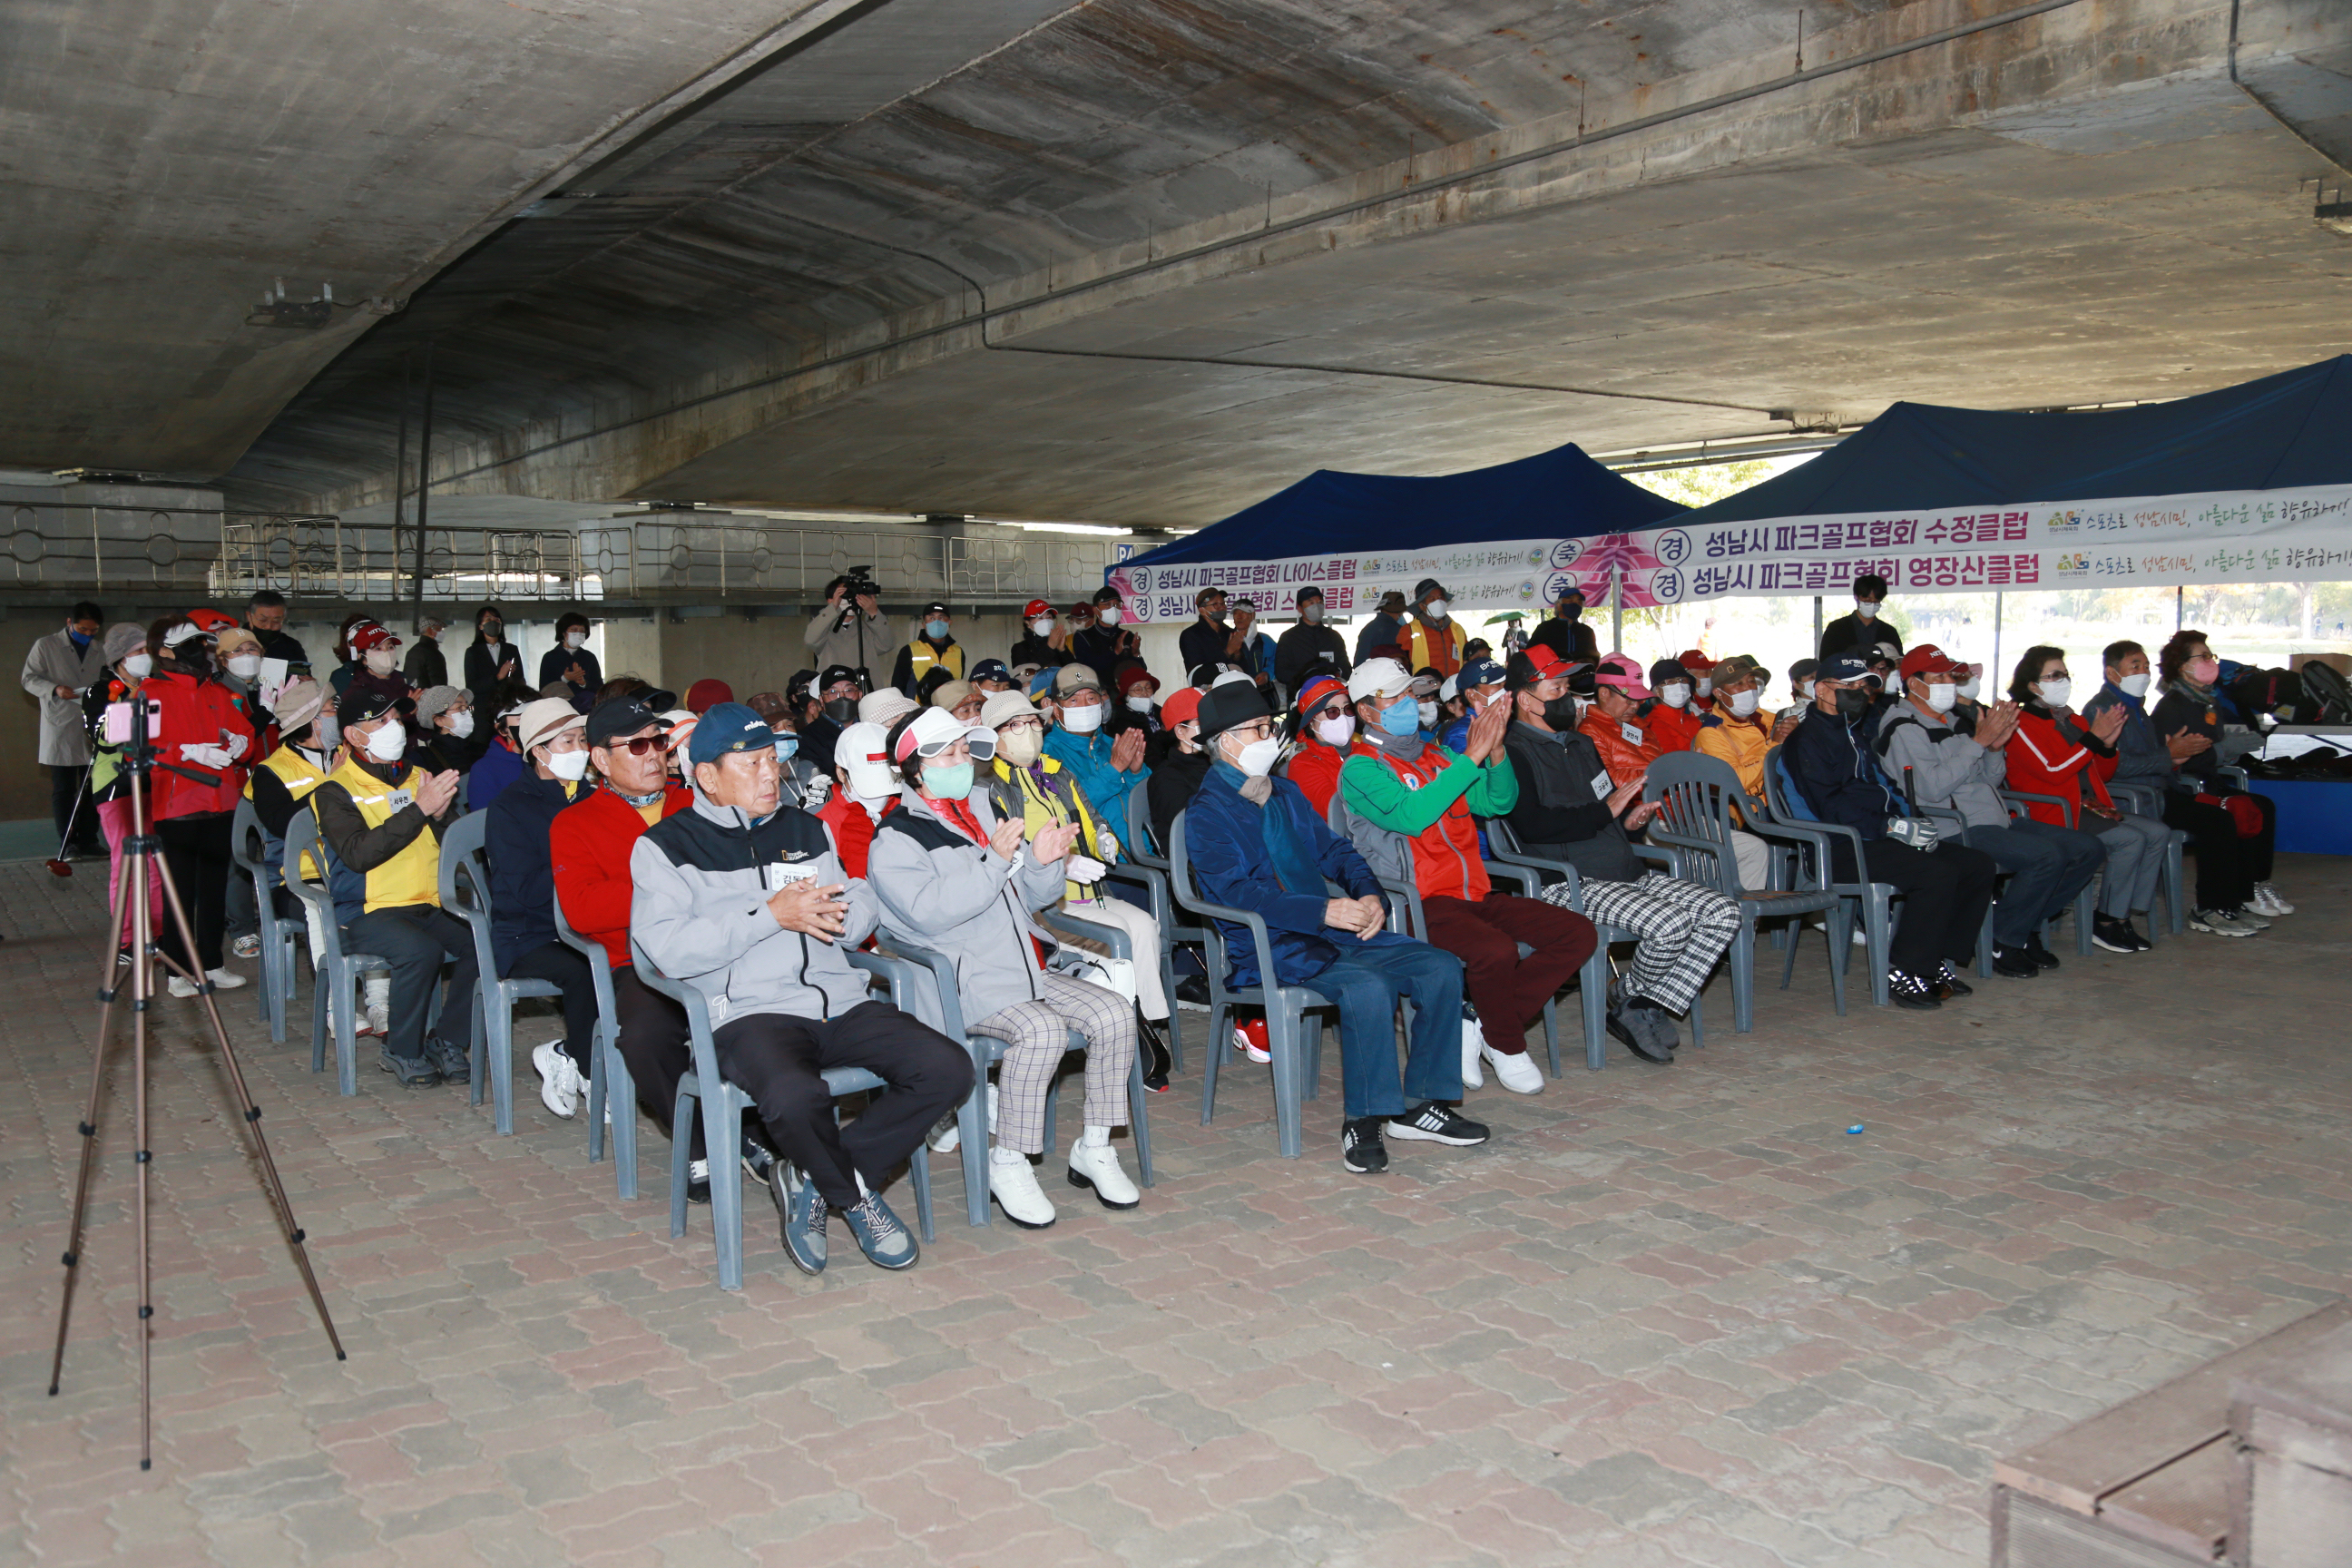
[1541,870,1740,1015]
[969,968,1137,1153]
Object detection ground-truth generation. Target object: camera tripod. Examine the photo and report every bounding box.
[45,701,343,1470]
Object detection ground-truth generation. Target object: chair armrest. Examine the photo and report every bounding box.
[625,939,716,1042]
[1483,860,1543,897]
[875,934,973,1040]
[1999,789,2075,828]
[1738,818,1837,891]
[1169,890,1285,993]
[1041,907,1132,962]
[847,947,918,1010]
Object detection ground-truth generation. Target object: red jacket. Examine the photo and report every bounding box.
[1283,739,1352,819]
[2005,708,2119,826]
[816,790,896,879]
[142,668,257,818]
[1643,703,1704,754]
[549,782,691,968]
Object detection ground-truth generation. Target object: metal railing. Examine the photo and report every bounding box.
[4,501,229,594]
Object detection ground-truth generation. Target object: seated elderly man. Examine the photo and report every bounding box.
[1877,644,2103,979]
[1783,654,1999,1007]
[1183,681,1481,1175]
[867,704,1140,1229]
[1336,656,1594,1095]
[1499,647,1739,1063]
[631,702,973,1274]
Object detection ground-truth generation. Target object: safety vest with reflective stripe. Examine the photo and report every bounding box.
[319,757,443,921]
[247,744,331,881]
[907,639,965,684]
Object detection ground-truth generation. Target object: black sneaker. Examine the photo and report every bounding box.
[424,1038,471,1084]
[1387,1102,1491,1146]
[2024,936,2061,971]
[1936,962,1974,998]
[1888,970,1942,1010]
[1341,1117,1388,1174]
[1990,946,2040,979]
[1175,974,1212,1007]
[377,1049,441,1087]
[740,1135,778,1184]
[1605,1003,1674,1063]
[2092,917,2144,955]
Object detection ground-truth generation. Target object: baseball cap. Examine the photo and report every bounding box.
[1196,680,1273,739]
[1347,657,1412,703]
[215,625,262,660]
[1438,673,1460,702]
[889,704,996,764]
[1789,658,1820,683]
[929,680,975,711]
[1593,654,1652,700]
[685,702,774,768]
[1067,600,1097,622]
[1056,663,1102,696]
[981,691,1041,730]
[685,678,734,714]
[1159,686,1203,730]
[1898,644,1965,682]
[1674,648,1716,673]
[1210,669,1253,689]
[923,601,949,618]
[1818,654,1873,684]
[185,608,240,636]
[1555,581,1587,604]
[1297,675,1348,721]
[745,691,791,726]
[1408,670,1441,697]
[1868,642,1902,666]
[350,620,401,654]
[1507,646,1572,689]
[833,721,895,798]
[817,664,860,693]
[1649,659,1692,690]
[1710,654,1772,689]
[337,685,401,727]
[1456,657,1506,692]
[517,697,586,755]
[1025,666,1058,699]
[1023,599,1054,620]
[969,658,1013,688]
[585,694,671,748]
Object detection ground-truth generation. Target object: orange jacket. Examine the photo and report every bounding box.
[1580,704,1660,787]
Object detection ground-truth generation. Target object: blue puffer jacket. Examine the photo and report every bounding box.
[1183,762,1411,990]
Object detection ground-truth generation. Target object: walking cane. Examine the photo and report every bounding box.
[45,764,92,878]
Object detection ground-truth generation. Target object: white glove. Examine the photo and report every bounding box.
[182,743,234,770]
[1064,854,1109,886]
[1885,816,1940,851]
[1096,833,1119,862]
[220,730,249,760]
[799,771,832,806]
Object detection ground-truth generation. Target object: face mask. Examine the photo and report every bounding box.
[1302,604,1323,624]
[365,649,396,676]
[924,619,949,641]
[1956,675,1981,701]
[772,733,798,760]
[1062,702,1104,734]
[1658,683,1690,710]
[1834,688,1872,720]
[2119,671,2152,699]
[363,722,407,763]
[1561,603,1583,621]
[122,652,152,680]
[317,714,340,752]
[1315,713,1356,747]
[564,631,586,650]
[1728,689,1760,717]
[997,725,1043,766]
[1695,676,1713,696]
[1425,599,1449,621]
[1924,683,1958,712]
[1234,737,1281,777]
[1854,601,1879,622]
[1098,605,1122,627]
[924,761,974,799]
[2035,679,2072,709]
[1541,694,1580,730]
[1416,701,1438,727]
[447,710,475,739]
[1126,695,1154,714]
[1376,695,1420,737]
[548,749,591,781]
[1795,681,1814,701]
[823,697,858,725]
[1024,618,1053,639]
[68,628,92,648]
[227,653,262,680]
[2185,657,2220,686]
[481,622,502,642]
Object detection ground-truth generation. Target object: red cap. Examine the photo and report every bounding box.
[185,608,240,635]
[686,678,735,714]
[1068,601,1096,620]
[349,619,401,653]
[1296,674,1349,719]
[1024,599,1054,619]
[1593,653,1652,699]
[1897,644,1965,682]
[1159,687,1202,729]
[1675,647,1716,671]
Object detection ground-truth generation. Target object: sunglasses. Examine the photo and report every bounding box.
[603,734,669,757]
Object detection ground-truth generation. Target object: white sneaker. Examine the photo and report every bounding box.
[927,1083,996,1154]
[533,1042,578,1118]
[204,967,247,990]
[167,974,198,999]
[2251,882,2294,916]
[1460,1015,1485,1090]
[987,1150,1056,1229]
[1482,1042,1545,1094]
[365,1007,389,1036]
[1066,1137,1141,1210]
[1850,926,1871,948]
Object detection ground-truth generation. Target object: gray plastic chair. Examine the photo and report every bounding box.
[554,884,637,1198]
[1996,789,2102,958]
[437,810,564,1136]
[630,937,935,1290]
[279,807,401,1096]
[1367,858,1564,1076]
[230,797,302,1044]
[1121,785,1204,1071]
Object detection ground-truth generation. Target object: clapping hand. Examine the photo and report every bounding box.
[1112,726,1147,772]
[2165,730,2213,761]
[2090,704,2129,745]
[1976,701,2023,749]
[1462,696,1511,761]
[415,769,462,818]
[988,818,1027,860]
[769,879,848,942]
[1032,821,1083,865]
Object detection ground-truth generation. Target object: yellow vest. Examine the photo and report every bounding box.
[248,745,332,879]
[320,756,443,916]
[907,640,965,683]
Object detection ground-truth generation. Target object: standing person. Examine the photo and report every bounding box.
[538,612,602,709]
[463,604,523,716]
[140,618,258,997]
[1229,598,1278,698]
[1041,664,1149,831]
[1179,588,1250,679]
[804,573,892,682]
[2004,646,2169,954]
[1529,583,1602,665]
[1010,600,1072,671]
[1399,579,1466,680]
[242,590,310,673]
[402,616,447,689]
[890,601,964,698]
[83,622,165,954]
[213,626,269,705]
[1354,590,1408,667]
[1275,585,1351,695]
[485,699,601,1119]
[1818,573,1904,662]
[1072,586,1140,675]
[21,599,110,859]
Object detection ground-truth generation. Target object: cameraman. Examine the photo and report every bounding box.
[804,573,892,682]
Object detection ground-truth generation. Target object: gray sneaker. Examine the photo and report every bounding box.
[841,1191,917,1270]
[2222,905,2271,931]
[770,1162,828,1275]
[2188,907,2257,937]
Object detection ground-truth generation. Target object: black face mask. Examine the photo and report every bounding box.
[1560,603,1583,622]
[481,622,503,641]
[822,697,858,725]
[1834,688,1872,720]
[1540,695,1581,730]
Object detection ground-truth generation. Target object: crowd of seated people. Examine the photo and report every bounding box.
[74,576,2305,1280]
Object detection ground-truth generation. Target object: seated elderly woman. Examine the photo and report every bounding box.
[866,705,1143,1230]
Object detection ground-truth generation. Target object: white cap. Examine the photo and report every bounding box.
[1347,657,1412,702]
[1210,670,1252,690]
[859,689,918,728]
[980,690,1041,730]
[890,703,996,765]
[1438,674,1461,702]
[834,721,896,799]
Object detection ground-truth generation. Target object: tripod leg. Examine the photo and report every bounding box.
[46,841,137,1399]
[149,819,346,1366]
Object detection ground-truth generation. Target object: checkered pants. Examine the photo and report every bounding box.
[968,968,1136,1154]
[1540,871,1740,1015]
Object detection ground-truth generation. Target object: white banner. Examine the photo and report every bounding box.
[1107,484,2352,620]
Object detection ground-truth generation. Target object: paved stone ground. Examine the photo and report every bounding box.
[3,856,2347,1567]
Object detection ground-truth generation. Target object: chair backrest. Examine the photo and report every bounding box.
[1761,745,1817,823]
[230,797,269,880]
[436,808,490,914]
[551,880,619,1022]
[279,807,350,964]
[1642,750,1749,894]
[1124,782,1166,867]
[1324,784,1416,893]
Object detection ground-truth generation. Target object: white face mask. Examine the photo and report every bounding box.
[1417,701,1438,727]
[547,748,591,781]
[1728,689,1760,717]
[1854,601,1879,622]
[1694,676,1712,696]
[1658,683,1690,710]
[362,721,406,763]
[1924,683,1958,713]
[564,631,586,650]
[1315,713,1356,747]
[1794,680,1814,701]
[365,648,396,675]
[1234,737,1280,777]
[446,710,475,739]
[2118,671,2152,699]
[227,653,262,680]
[2036,678,2073,709]
[122,652,152,680]
[1425,599,1449,621]
[1061,702,1103,734]
[1125,695,1154,714]
[1957,675,1982,701]
[1098,605,1122,627]
[1030,617,1055,637]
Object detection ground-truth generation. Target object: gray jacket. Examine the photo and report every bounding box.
[1877,703,2008,828]
[629,788,878,1027]
[803,604,895,678]
[865,786,1067,1030]
[21,626,109,766]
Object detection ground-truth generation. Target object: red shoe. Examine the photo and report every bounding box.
[1233,1018,1270,1064]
